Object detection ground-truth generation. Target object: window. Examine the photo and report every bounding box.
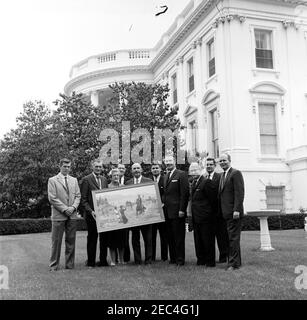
[208,38,216,77]
[172,73,178,104]
[266,186,285,211]
[189,120,197,154]
[254,29,273,69]
[258,103,278,155]
[187,58,194,92]
[210,109,219,158]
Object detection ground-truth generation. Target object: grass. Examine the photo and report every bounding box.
[0,230,307,300]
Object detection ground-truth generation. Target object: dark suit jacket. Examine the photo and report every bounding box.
[125,176,152,186]
[191,175,214,224]
[80,173,108,218]
[163,169,189,219]
[150,174,165,200]
[218,167,244,220]
[206,172,221,215]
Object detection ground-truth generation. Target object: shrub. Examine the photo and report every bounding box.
[242,213,307,231]
[0,218,87,235]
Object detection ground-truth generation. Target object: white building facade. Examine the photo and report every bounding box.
[64,0,307,213]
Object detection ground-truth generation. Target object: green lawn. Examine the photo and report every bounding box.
[0,230,306,300]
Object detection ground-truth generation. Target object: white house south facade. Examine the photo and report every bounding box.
[64,0,307,213]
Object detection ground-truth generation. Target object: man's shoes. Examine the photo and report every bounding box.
[145,261,152,265]
[134,261,142,265]
[177,262,185,266]
[96,261,109,267]
[226,266,240,271]
[85,261,95,268]
[217,259,227,263]
[49,267,58,272]
[169,260,176,264]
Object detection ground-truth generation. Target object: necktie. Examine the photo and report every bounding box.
[220,171,226,190]
[96,175,101,189]
[166,172,171,184]
[64,176,70,196]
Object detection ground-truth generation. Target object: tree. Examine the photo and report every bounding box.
[52,92,107,179]
[0,101,62,216]
[99,82,184,174]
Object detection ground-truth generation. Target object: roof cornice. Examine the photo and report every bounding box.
[64,65,153,94]
[150,0,218,71]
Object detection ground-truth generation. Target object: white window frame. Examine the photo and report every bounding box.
[171,72,178,106]
[250,25,278,73]
[255,98,281,159]
[207,37,216,79]
[188,119,198,155]
[206,103,220,159]
[187,57,195,93]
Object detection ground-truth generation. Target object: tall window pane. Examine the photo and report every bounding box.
[172,73,178,104]
[211,109,219,158]
[259,103,278,155]
[208,38,216,77]
[188,58,194,92]
[255,29,273,69]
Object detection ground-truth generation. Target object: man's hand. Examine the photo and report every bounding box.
[66,206,75,215]
[233,211,240,219]
[179,211,185,218]
[91,211,96,219]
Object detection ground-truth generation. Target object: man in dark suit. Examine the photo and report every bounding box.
[205,157,229,263]
[126,163,153,264]
[188,162,216,267]
[80,159,109,267]
[117,163,131,263]
[163,155,189,266]
[218,153,245,271]
[150,163,168,261]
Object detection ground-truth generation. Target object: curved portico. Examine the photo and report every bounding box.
[64,49,155,106]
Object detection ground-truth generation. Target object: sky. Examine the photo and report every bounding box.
[0,0,190,139]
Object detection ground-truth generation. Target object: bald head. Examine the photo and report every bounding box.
[189,162,201,177]
[219,153,231,171]
[131,163,142,178]
[164,155,175,171]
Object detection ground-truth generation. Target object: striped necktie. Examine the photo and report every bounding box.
[64,176,70,196]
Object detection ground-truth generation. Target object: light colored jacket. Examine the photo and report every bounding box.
[48,173,81,221]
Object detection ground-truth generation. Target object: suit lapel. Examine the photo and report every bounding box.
[166,169,176,188]
[56,174,67,191]
[221,168,232,191]
[192,176,203,199]
[68,176,75,191]
[91,173,99,189]
[195,175,203,191]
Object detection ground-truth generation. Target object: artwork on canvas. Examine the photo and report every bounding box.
[92,182,164,233]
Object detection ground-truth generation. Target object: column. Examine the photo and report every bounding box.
[90,90,99,106]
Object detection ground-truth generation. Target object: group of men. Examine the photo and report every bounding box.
[47,153,244,272]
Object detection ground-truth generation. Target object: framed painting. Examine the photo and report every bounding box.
[92,182,164,233]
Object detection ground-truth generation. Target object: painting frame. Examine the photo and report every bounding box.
[92,182,164,233]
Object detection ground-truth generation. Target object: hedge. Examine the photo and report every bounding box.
[242,213,307,231]
[0,213,306,235]
[0,218,87,235]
